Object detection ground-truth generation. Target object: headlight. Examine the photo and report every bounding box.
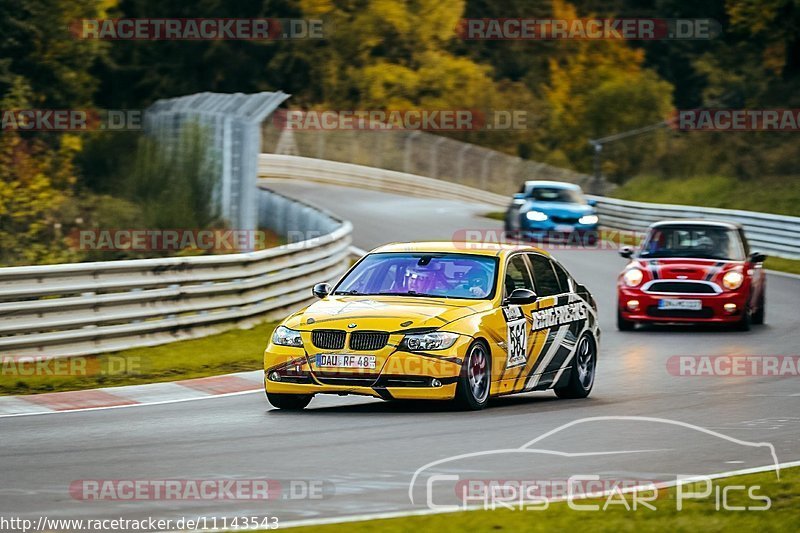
[401,331,459,351]
[579,214,599,225]
[622,268,644,287]
[526,210,548,222]
[722,270,744,290]
[272,326,304,347]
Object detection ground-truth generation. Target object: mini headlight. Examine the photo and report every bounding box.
[623,268,644,287]
[579,214,599,225]
[526,210,548,222]
[272,325,304,347]
[402,331,459,351]
[722,270,744,290]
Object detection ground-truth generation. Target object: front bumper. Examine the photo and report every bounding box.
[264,343,465,401]
[618,287,748,323]
[518,220,599,242]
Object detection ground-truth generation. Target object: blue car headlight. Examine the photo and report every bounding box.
[526,210,549,222]
[579,214,599,225]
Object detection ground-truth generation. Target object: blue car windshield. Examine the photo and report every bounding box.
[639,226,745,260]
[333,253,498,300]
[529,187,586,204]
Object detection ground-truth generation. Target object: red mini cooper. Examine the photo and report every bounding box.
[617,221,766,331]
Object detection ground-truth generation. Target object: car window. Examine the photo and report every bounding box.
[551,260,572,293]
[528,254,562,297]
[504,255,533,296]
[528,187,586,204]
[639,226,745,261]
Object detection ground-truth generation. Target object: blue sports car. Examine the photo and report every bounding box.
[504,181,599,243]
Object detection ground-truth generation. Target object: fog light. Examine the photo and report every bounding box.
[431,378,442,388]
[627,300,640,311]
[269,372,281,382]
[724,303,738,314]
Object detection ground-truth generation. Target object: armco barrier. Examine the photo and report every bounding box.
[0,187,352,358]
[259,154,800,260]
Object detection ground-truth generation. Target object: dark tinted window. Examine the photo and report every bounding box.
[504,255,533,296]
[528,254,562,296]
[551,261,572,293]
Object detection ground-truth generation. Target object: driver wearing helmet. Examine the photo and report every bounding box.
[461,267,489,298]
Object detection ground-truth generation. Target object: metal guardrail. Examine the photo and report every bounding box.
[259,154,800,259]
[0,188,352,358]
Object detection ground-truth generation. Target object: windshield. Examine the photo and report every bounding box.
[333,253,498,299]
[528,187,586,204]
[639,226,745,261]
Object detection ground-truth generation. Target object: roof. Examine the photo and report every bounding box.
[524,180,581,190]
[649,219,742,230]
[369,241,550,257]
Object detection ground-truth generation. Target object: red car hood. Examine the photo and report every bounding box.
[635,258,743,281]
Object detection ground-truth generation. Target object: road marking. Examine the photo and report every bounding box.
[0,389,261,419]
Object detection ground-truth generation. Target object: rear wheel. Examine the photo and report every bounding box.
[617,310,635,331]
[266,392,313,410]
[454,340,491,410]
[555,334,596,399]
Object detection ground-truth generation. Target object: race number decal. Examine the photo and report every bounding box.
[504,305,527,368]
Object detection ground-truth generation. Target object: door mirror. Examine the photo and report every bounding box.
[312,283,331,299]
[619,246,634,259]
[512,192,526,205]
[749,252,767,264]
[587,198,598,207]
[505,288,538,305]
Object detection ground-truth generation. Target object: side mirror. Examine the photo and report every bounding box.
[749,252,767,264]
[505,288,538,305]
[619,246,633,259]
[512,193,526,205]
[587,199,598,207]
[312,283,331,299]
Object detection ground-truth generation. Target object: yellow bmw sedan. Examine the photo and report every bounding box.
[264,242,600,410]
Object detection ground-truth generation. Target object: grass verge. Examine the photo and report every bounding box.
[0,321,277,396]
[274,466,798,533]
[612,175,800,217]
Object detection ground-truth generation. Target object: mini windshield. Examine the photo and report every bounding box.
[639,226,745,261]
[333,253,498,300]
[528,187,586,204]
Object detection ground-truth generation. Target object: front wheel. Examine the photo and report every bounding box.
[266,392,313,410]
[617,310,635,331]
[751,291,765,326]
[554,333,597,399]
[454,340,491,410]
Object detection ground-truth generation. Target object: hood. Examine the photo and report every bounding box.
[523,200,593,218]
[635,258,743,282]
[285,295,492,331]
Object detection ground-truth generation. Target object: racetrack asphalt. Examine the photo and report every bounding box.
[1,180,798,528]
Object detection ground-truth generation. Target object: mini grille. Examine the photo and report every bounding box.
[349,331,389,351]
[311,330,346,350]
[647,281,717,294]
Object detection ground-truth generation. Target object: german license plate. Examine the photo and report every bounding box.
[315,354,376,369]
[658,299,702,311]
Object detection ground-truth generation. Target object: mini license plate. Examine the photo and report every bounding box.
[658,299,702,311]
[315,354,376,369]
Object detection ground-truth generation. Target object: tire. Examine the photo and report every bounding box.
[554,333,597,399]
[735,305,752,331]
[752,291,765,326]
[266,392,313,410]
[617,310,635,331]
[453,340,491,410]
